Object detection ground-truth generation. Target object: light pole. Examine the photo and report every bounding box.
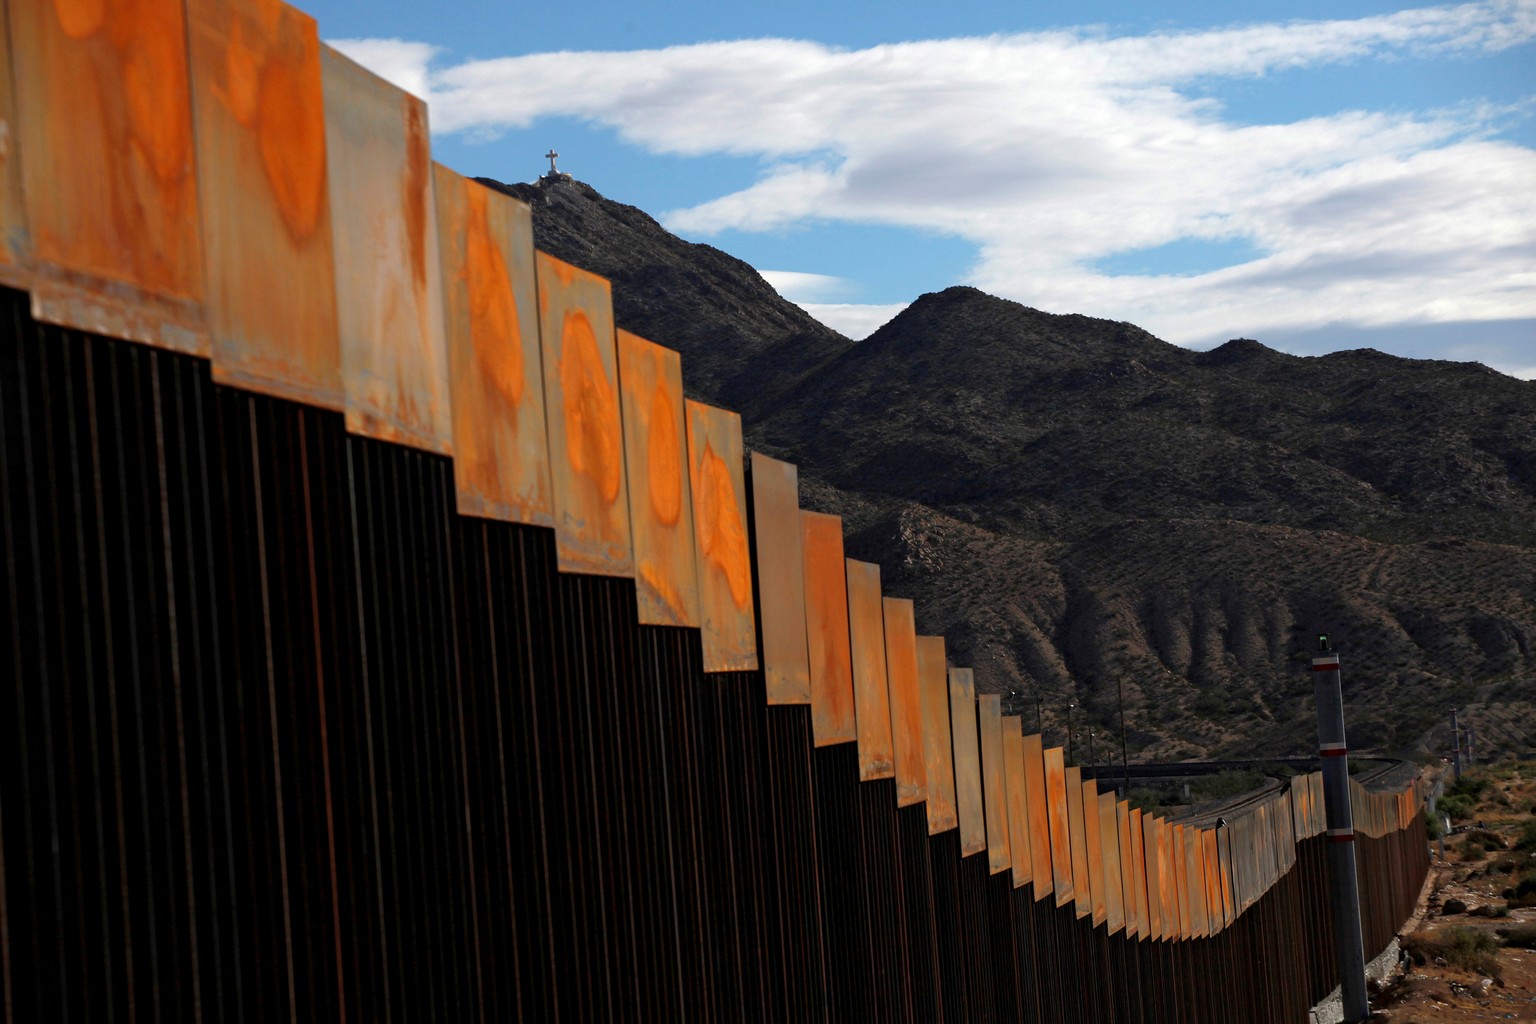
[1068,701,1076,764]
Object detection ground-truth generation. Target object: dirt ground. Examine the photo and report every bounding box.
[1367,765,1536,1022]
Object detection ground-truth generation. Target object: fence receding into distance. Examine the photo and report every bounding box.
[0,0,1430,1020]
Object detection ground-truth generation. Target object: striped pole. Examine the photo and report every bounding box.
[1314,640,1369,1022]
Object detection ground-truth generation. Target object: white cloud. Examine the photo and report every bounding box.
[328,38,441,104]
[330,0,1536,346]
[757,270,855,303]
[796,302,909,339]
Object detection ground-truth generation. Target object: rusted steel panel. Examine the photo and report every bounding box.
[1023,736,1053,901]
[750,453,809,702]
[685,399,755,671]
[846,559,895,781]
[1067,766,1091,920]
[1202,827,1221,934]
[539,251,633,574]
[949,668,985,856]
[1173,823,1190,940]
[802,511,856,746]
[0,9,29,287]
[978,695,1011,875]
[1044,746,1073,906]
[1004,723,1031,888]
[12,0,206,351]
[1098,790,1125,935]
[322,46,452,453]
[1117,800,1137,939]
[617,329,697,622]
[189,0,340,406]
[1142,811,1161,939]
[917,636,956,833]
[1158,817,1175,939]
[1083,777,1106,926]
[1291,774,1307,839]
[1217,825,1235,928]
[436,166,555,525]
[1185,825,1208,938]
[1130,807,1150,941]
[882,597,925,805]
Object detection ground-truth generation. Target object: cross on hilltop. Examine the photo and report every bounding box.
[542,149,572,182]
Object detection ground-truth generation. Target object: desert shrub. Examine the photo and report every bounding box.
[1424,809,1445,840]
[1515,820,1536,854]
[1464,832,1504,853]
[1499,924,1536,949]
[1509,872,1536,909]
[1441,927,1502,976]
[1439,793,1475,822]
[1446,773,1490,802]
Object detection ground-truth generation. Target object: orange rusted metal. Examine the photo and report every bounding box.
[1084,778,1107,927]
[750,453,809,703]
[846,559,894,781]
[437,166,555,526]
[802,511,855,746]
[978,695,1010,875]
[322,46,451,453]
[1185,825,1208,938]
[1117,800,1137,939]
[685,399,755,672]
[881,597,925,807]
[1173,823,1190,939]
[0,8,29,287]
[1004,723,1031,888]
[1142,811,1161,939]
[538,250,633,575]
[1066,766,1091,920]
[1098,790,1125,935]
[949,668,985,857]
[1022,736,1053,901]
[12,0,206,352]
[1163,817,1179,939]
[190,0,340,407]
[1130,807,1149,941]
[1044,747,1073,906]
[1203,826,1222,934]
[917,636,956,834]
[617,329,697,624]
[1217,824,1235,928]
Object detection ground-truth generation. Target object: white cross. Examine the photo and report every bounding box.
[545,149,559,175]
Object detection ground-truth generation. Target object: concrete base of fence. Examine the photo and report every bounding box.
[1310,937,1401,1024]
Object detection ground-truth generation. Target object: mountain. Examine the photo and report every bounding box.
[477,175,853,412]
[481,174,1536,762]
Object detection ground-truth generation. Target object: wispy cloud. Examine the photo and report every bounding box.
[328,38,441,104]
[758,270,856,303]
[330,0,1536,353]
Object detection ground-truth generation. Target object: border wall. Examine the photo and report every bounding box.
[0,0,1430,1020]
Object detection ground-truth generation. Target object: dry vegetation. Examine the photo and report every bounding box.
[1369,762,1536,1021]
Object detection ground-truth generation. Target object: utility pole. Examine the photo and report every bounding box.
[1118,675,1131,799]
[1314,635,1368,1023]
[1067,701,1076,765]
[1450,708,1462,779]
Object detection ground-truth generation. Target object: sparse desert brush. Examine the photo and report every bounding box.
[1403,926,1503,977]
[1498,924,1536,949]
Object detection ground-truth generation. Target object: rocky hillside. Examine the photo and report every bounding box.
[484,174,1536,762]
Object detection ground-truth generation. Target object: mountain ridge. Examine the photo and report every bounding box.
[483,173,1536,762]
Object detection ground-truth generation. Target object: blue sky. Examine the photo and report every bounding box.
[308,0,1535,377]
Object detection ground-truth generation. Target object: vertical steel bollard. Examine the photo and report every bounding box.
[1314,636,1368,1022]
